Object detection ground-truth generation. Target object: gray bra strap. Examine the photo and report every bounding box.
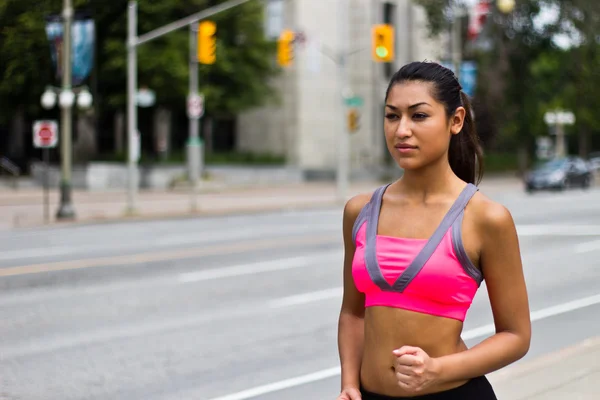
[365,183,479,292]
[364,184,393,290]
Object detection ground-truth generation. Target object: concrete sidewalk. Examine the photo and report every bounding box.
[0,175,523,229]
[490,336,600,399]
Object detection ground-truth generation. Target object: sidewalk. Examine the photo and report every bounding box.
[0,175,522,229]
[490,336,600,399]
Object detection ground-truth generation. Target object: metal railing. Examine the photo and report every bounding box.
[0,157,20,177]
[0,157,21,188]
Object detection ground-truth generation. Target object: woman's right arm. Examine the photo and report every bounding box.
[337,195,369,398]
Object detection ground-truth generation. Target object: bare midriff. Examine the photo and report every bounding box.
[360,306,470,397]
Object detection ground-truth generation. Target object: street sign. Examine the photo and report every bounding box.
[187,93,205,119]
[33,120,59,148]
[544,110,575,126]
[344,96,363,107]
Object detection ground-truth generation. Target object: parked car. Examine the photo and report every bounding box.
[524,157,593,193]
[589,152,600,172]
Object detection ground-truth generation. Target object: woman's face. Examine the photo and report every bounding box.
[384,81,465,171]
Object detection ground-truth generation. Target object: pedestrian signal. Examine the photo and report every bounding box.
[278,29,295,67]
[198,21,217,65]
[348,109,360,133]
[372,24,394,62]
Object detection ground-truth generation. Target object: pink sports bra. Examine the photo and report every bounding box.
[351,183,482,322]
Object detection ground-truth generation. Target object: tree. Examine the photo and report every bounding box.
[0,0,280,163]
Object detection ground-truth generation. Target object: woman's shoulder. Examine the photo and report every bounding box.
[468,188,516,235]
[343,184,386,223]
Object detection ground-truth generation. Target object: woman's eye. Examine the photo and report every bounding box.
[385,114,398,120]
[413,113,428,120]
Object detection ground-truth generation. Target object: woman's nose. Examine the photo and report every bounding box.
[395,119,412,138]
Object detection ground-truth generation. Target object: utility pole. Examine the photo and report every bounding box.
[452,3,462,81]
[56,0,76,220]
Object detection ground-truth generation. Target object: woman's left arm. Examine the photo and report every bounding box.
[435,201,532,382]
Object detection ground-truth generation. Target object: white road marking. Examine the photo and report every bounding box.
[177,252,340,283]
[206,292,600,400]
[574,239,600,254]
[517,225,600,237]
[206,367,342,400]
[0,246,74,261]
[268,287,343,308]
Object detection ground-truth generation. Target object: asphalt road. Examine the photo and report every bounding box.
[1,185,600,400]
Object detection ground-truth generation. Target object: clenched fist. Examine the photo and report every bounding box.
[392,346,442,394]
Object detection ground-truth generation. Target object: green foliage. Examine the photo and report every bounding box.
[0,0,280,126]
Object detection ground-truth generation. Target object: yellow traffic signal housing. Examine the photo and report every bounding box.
[348,108,360,133]
[277,29,295,67]
[372,24,394,62]
[198,20,216,65]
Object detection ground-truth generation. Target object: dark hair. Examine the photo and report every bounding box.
[385,61,484,185]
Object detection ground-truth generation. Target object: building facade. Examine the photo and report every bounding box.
[237,0,444,179]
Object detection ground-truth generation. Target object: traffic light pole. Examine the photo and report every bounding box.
[126,0,251,214]
[336,0,350,204]
[188,22,202,212]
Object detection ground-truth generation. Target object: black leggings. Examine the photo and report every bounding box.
[360,376,497,400]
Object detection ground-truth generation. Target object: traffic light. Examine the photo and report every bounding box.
[198,20,216,65]
[348,109,360,133]
[372,24,394,62]
[277,29,295,67]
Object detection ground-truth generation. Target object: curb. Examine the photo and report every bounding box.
[5,199,346,231]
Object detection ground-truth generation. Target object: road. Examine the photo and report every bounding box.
[1,185,600,400]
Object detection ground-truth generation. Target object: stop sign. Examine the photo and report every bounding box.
[33,120,58,148]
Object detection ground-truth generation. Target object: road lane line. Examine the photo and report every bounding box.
[178,253,340,283]
[517,225,600,237]
[0,234,338,278]
[206,292,600,400]
[0,246,74,261]
[268,287,343,308]
[207,367,342,400]
[574,239,600,254]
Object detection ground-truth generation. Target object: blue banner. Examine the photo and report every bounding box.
[440,60,478,98]
[45,15,95,86]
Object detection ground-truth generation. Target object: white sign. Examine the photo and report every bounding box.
[136,88,156,108]
[187,94,205,119]
[544,110,575,126]
[264,0,284,40]
[33,120,59,148]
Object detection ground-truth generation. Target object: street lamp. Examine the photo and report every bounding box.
[40,84,93,220]
[497,0,516,14]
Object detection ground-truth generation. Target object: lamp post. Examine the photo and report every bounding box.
[40,84,93,220]
[39,0,82,220]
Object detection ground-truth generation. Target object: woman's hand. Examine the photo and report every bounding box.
[392,346,442,394]
[336,386,362,400]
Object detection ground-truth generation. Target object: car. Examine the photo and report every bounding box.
[589,152,600,172]
[524,157,593,193]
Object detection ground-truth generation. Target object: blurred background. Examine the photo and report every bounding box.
[1,1,600,399]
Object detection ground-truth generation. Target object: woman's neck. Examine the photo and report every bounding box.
[396,161,460,200]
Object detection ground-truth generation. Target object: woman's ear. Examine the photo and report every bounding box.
[451,107,466,135]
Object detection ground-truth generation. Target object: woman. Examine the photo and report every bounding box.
[336,61,531,400]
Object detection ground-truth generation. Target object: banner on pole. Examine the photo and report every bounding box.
[45,13,95,86]
[440,60,478,98]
